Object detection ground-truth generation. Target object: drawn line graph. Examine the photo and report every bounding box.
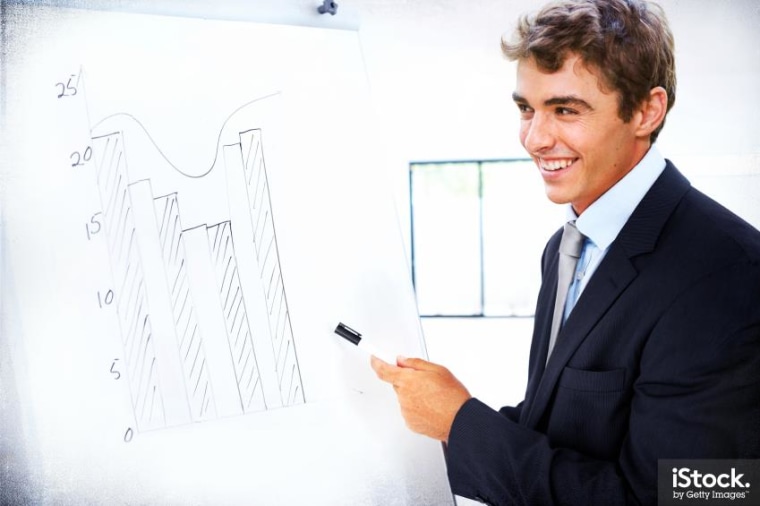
[90,100,304,432]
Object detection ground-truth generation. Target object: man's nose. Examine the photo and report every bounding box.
[522,113,555,154]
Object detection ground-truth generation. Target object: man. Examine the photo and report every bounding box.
[371,0,760,504]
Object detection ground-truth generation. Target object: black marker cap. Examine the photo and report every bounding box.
[335,322,362,345]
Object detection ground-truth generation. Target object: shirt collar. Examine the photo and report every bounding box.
[567,145,666,250]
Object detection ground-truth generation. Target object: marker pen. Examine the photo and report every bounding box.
[334,322,397,364]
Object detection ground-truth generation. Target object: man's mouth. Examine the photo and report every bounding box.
[539,158,577,171]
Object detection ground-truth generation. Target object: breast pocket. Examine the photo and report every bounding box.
[559,367,626,392]
[547,367,630,459]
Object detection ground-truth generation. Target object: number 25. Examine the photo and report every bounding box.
[55,75,78,98]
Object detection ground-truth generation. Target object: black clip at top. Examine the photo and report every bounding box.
[318,0,338,15]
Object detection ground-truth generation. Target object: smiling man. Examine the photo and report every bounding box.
[512,52,666,215]
[371,0,760,504]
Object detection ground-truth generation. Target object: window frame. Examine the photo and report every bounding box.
[409,158,549,318]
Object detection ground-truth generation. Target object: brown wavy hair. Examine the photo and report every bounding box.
[502,0,676,142]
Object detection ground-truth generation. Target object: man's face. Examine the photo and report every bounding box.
[513,54,646,214]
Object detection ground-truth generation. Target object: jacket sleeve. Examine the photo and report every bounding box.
[497,402,522,423]
[447,398,634,505]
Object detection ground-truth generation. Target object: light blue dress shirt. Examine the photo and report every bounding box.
[563,146,667,320]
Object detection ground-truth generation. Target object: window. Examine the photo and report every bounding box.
[410,160,564,317]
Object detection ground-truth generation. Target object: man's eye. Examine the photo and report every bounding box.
[517,104,532,113]
[556,107,577,115]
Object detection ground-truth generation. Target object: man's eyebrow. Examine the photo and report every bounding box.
[512,92,528,103]
[544,95,593,110]
[511,92,593,110]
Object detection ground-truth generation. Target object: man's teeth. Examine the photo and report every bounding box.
[541,159,575,171]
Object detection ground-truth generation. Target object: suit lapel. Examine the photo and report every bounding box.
[523,248,637,427]
[521,161,692,429]
[520,235,560,412]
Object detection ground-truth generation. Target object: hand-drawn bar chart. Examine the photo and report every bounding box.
[235,129,302,408]
[91,118,304,432]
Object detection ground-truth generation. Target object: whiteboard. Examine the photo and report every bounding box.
[0,5,453,505]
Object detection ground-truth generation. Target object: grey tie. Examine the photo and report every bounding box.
[546,221,584,362]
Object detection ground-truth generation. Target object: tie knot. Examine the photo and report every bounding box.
[560,221,584,258]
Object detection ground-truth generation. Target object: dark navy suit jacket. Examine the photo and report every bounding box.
[446,162,760,505]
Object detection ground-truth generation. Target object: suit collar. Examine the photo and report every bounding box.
[616,161,691,257]
[522,161,691,429]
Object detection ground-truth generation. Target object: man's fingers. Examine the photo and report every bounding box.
[371,355,399,384]
[397,356,441,372]
[372,355,453,392]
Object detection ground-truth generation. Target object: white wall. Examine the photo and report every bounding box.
[356,0,760,231]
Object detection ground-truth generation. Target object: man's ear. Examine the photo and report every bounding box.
[635,86,668,138]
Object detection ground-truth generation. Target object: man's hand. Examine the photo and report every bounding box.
[371,355,472,442]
